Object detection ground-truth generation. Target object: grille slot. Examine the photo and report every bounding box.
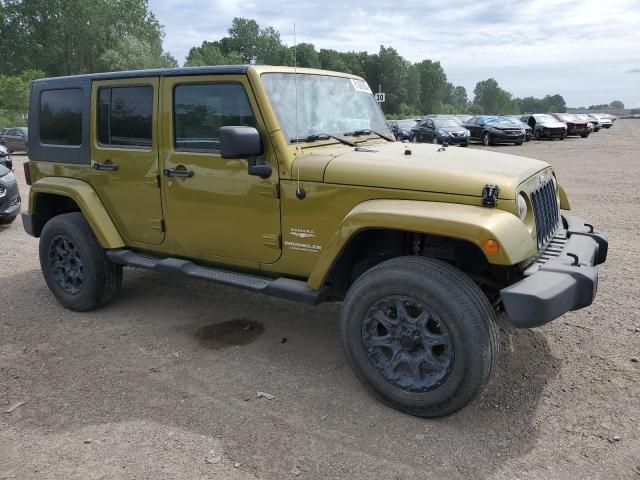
[531,179,560,248]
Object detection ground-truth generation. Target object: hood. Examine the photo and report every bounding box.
[0,163,10,177]
[539,120,567,129]
[438,126,468,134]
[296,142,549,200]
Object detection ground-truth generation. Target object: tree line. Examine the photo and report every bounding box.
[0,3,625,128]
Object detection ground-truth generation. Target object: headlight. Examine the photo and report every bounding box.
[438,129,450,136]
[1,171,15,183]
[517,194,528,221]
[0,184,6,198]
[464,130,470,136]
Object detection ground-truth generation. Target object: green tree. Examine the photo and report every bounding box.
[0,0,175,76]
[292,43,320,68]
[0,69,45,127]
[185,41,242,66]
[609,100,624,109]
[99,35,177,71]
[472,78,515,114]
[414,60,448,113]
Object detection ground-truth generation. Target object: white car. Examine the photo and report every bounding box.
[588,114,613,129]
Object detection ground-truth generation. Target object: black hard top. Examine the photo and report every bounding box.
[32,65,250,86]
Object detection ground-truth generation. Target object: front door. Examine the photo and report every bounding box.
[160,75,281,264]
[90,77,165,245]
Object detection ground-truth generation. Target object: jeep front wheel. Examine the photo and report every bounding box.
[340,256,498,417]
[39,212,122,311]
[482,132,492,146]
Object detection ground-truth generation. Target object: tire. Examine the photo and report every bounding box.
[340,256,499,418]
[0,214,17,225]
[411,135,417,143]
[515,142,523,146]
[581,133,590,138]
[432,137,438,145]
[534,130,541,140]
[39,212,122,311]
[560,134,566,141]
[482,132,492,146]
[460,143,469,147]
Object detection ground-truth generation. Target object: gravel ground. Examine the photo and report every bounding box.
[1,121,638,479]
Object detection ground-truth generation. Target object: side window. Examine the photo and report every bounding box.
[173,83,256,151]
[98,86,153,148]
[426,120,433,128]
[40,89,83,146]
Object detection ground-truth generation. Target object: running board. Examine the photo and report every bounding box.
[106,249,328,305]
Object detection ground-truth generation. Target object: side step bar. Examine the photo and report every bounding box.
[106,249,329,305]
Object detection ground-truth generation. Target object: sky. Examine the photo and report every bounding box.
[149,0,640,108]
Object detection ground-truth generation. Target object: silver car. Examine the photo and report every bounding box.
[0,127,28,153]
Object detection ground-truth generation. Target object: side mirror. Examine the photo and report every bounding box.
[219,126,271,178]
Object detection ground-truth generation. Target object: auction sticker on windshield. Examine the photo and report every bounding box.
[351,79,372,94]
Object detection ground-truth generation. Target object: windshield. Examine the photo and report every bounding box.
[261,73,392,142]
[433,118,461,128]
[534,114,556,122]
[397,119,418,129]
[485,117,513,125]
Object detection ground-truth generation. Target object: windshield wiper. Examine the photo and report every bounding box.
[343,129,394,141]
[290,133,356,147]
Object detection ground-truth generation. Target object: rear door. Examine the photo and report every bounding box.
[89,77,165,245]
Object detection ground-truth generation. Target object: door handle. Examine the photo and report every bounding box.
[93,161,118,171]
[163,167,194,178]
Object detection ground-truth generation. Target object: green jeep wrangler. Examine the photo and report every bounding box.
[22,66,608,417]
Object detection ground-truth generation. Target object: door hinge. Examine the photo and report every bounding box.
[149,219,165,232]
[262,233,281,249]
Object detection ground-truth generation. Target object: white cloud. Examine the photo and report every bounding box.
[149,0,640,107]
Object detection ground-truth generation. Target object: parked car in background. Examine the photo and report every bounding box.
[410,117,470,146]
[0,127,28,153]
[520,114,567,140]
[0,145,13,170]
[389,119,420,141]
[463,116,526,146]
[455,114,472,123]
[551,113,590,137]
[0,163,20,225]
[574,114,600,132]
[588,113,612,129]
[505,116,533,141]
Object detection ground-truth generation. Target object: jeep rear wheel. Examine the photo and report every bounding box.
[39,212,122,311]
[340,256,498,417]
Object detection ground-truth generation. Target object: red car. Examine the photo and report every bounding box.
[551,113,591,138]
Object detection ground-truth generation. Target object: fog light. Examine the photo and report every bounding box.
[483,239,500,254]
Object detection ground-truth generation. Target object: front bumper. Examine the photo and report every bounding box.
[492,131,526,143]
[500,215,608,328]
[0,180,21,219]
[439,135,468,145]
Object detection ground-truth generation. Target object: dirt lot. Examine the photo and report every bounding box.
[1,122,639,479]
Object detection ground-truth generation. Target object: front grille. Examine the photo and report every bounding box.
[531,180,560,248]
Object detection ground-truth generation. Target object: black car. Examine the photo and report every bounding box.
[389,119,420,141]
[410,117,470,146]
[506,116,533,141]
[0,164,20,225]
[463,116,526,146]
[0,145,13,170]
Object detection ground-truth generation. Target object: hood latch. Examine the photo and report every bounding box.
[482,184,499,208]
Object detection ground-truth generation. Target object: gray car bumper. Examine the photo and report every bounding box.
[500,215,608,328]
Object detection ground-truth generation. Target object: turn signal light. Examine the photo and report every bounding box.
[483,239,500,254]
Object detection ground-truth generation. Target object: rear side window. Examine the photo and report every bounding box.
[40,89,83,146]
[173,83,256,151]
[98,86,153,148]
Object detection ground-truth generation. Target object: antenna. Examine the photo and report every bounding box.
[294,23,306,200]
